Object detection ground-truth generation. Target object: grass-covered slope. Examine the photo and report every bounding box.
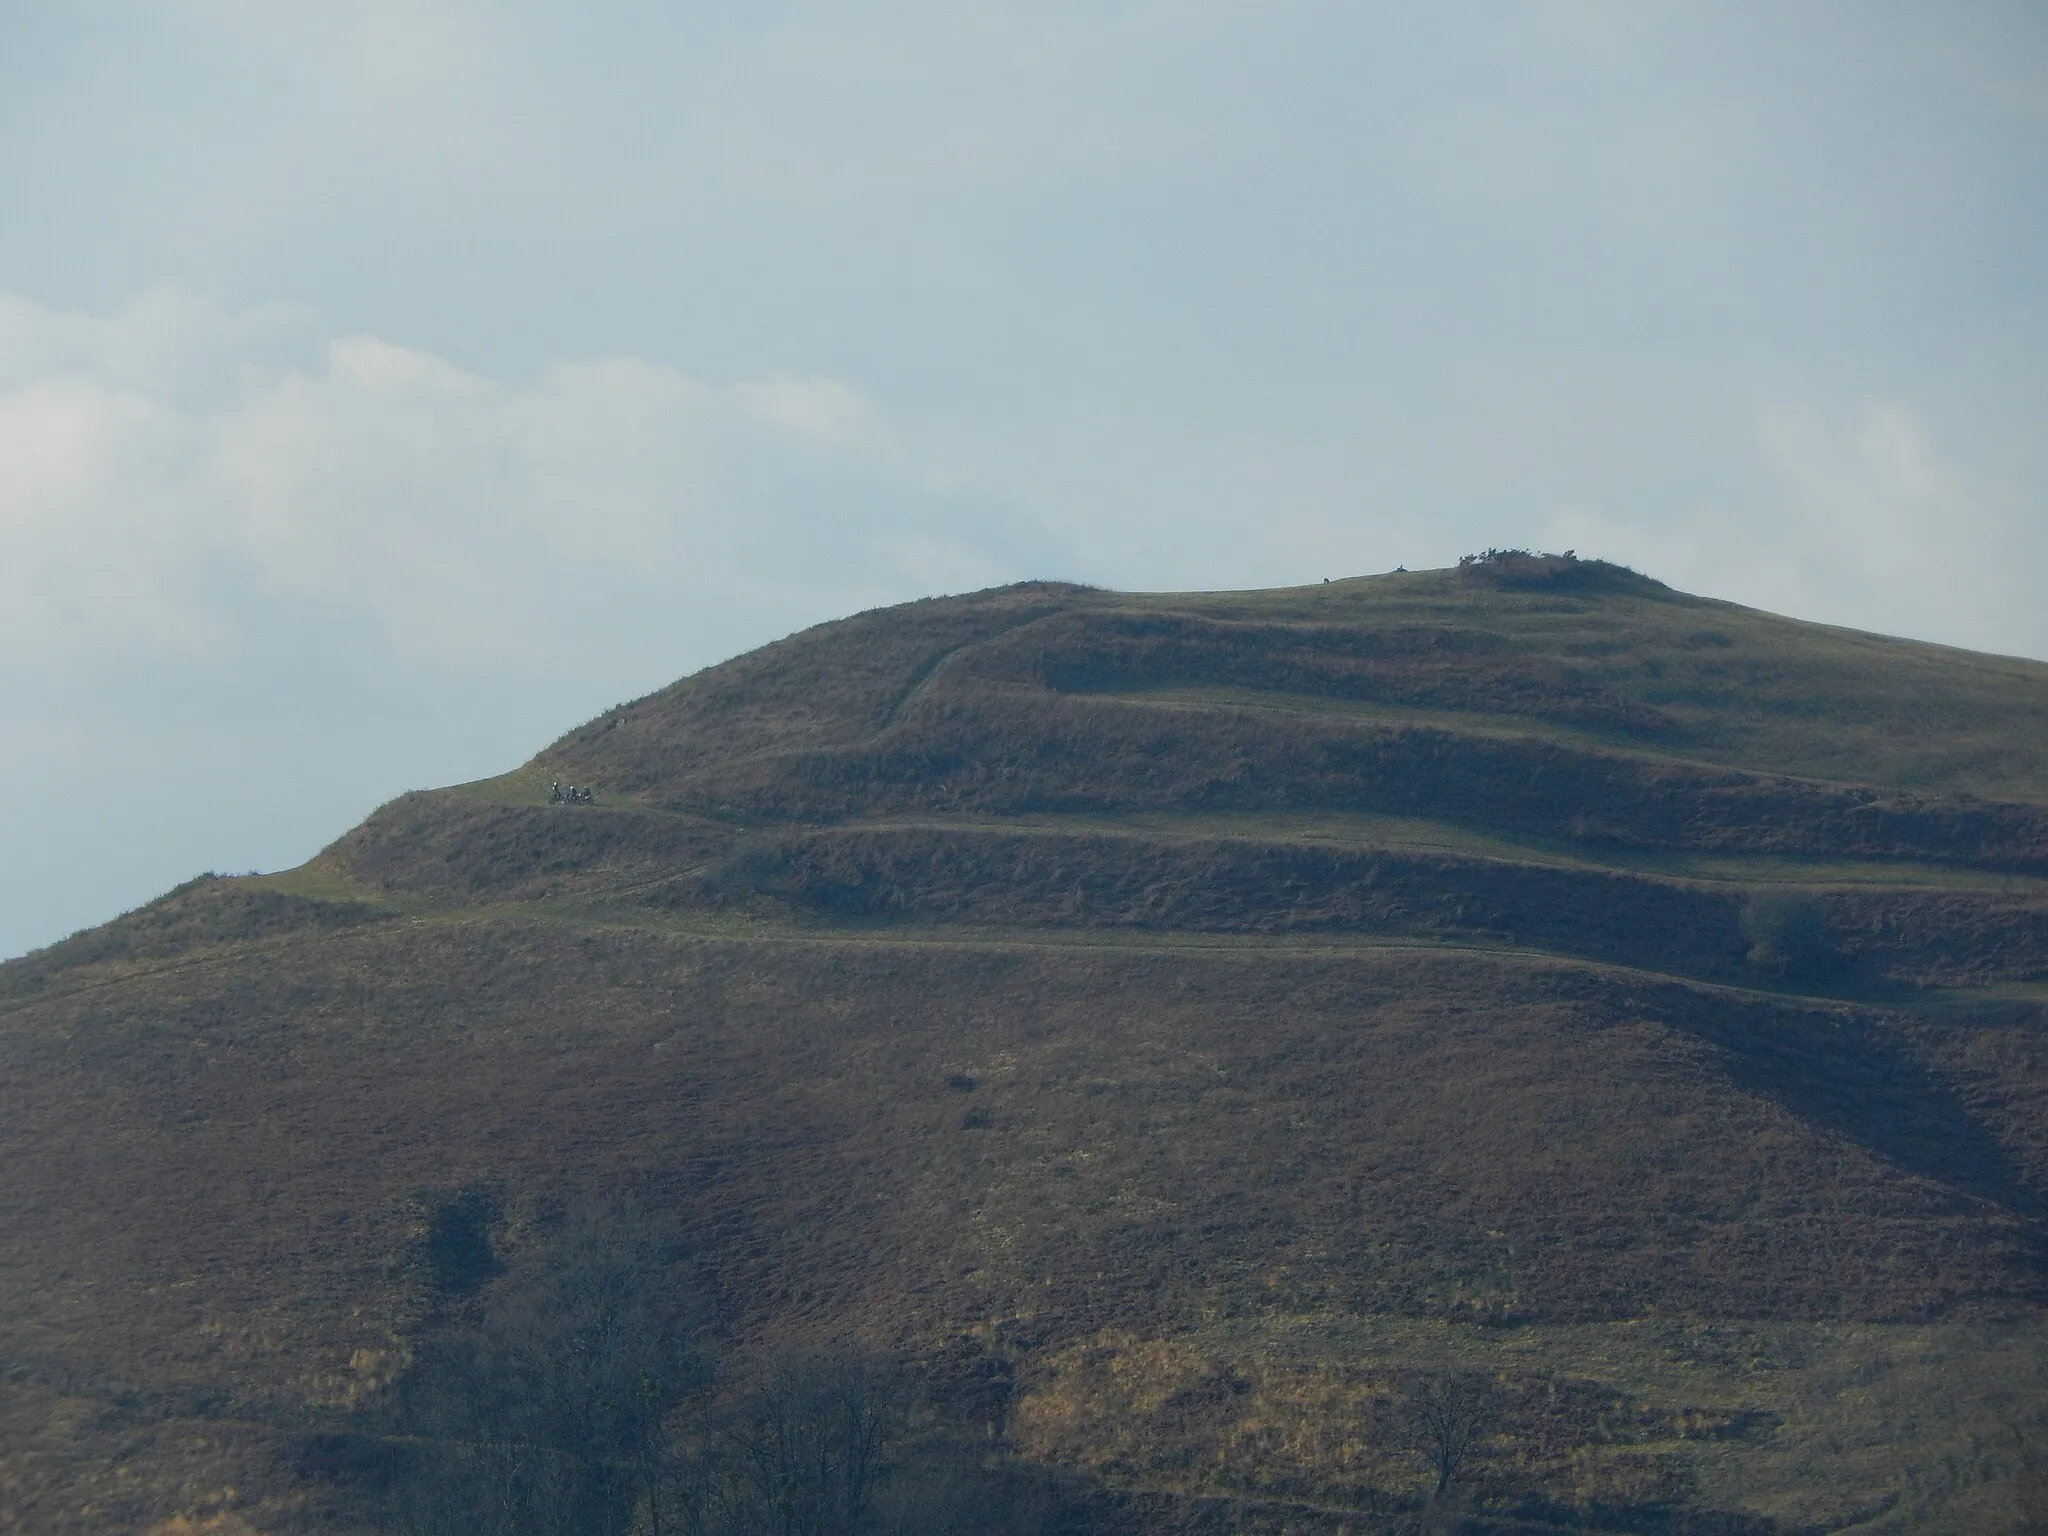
[4,556,2047,1535]
[329,558,2048,997]
[541,556,2048,807]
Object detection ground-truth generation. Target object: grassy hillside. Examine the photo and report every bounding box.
[3,556,2046,1535]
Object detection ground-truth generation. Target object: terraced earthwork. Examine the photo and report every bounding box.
[4,556,2045,1533]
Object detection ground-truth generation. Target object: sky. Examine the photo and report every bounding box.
[2,1,2045,959]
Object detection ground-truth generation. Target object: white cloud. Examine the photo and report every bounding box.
[0,290,1061,957]
[0,289,1049,685]
[1544,400,2046,659]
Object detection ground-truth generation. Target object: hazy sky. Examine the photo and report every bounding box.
[4,1,2045,958]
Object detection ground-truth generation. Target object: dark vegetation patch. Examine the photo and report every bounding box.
[1455,548,1673,598]
[1624,980,2048,1221]
[669,699,2048,874]
[303,1198,1795,1535]
[416,1187,504,1296]
[652,822,2047,992]
[1798,886,2048,988]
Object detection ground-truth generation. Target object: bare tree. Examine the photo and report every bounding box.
[2014,1417,2048,1536]
[703,1357,898,1536]
[1399,1370,1495,1500]
[378,1200,708,1536]
[344,1207,1092,1536]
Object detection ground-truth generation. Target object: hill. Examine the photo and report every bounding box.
[3,555,2046,1535]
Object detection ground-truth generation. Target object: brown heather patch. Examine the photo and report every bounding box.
[147,1516,270,1536]
[3,920,2046,1528]
[1012,1316,2048,1533]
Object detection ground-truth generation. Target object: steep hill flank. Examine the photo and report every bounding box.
[5,559,2048,1536]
